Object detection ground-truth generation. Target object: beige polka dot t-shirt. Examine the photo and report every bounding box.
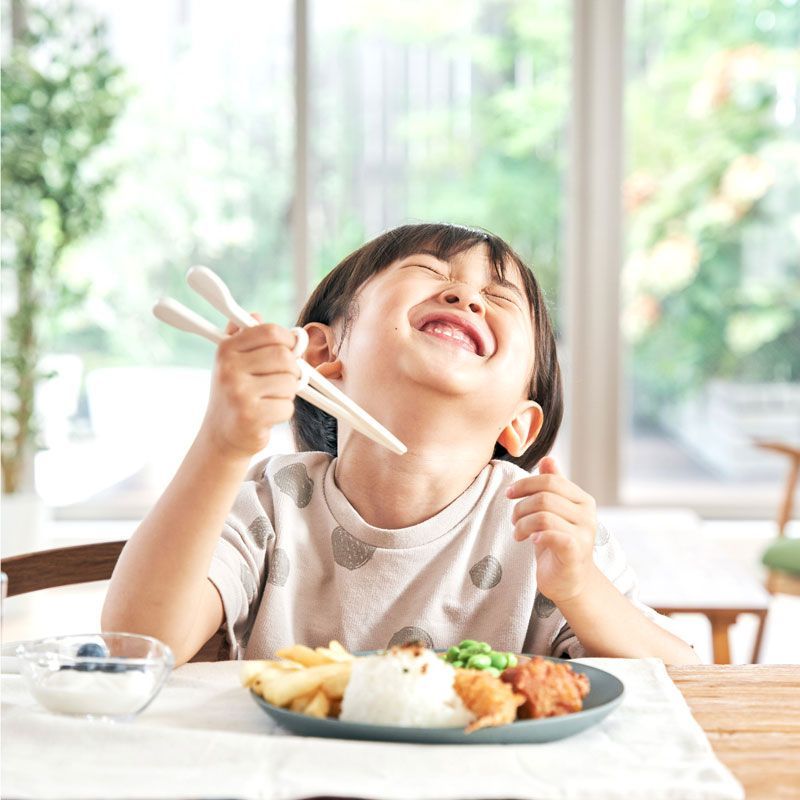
[208,451,676,660]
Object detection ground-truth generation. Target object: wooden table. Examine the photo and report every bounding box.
[669,664,800,800]
[2,661,798,798]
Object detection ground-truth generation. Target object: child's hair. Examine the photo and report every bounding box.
[292,222,563,471]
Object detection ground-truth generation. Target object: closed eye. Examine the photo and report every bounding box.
[409,263,521,308]
[486,291,520,308]
[414,263,446,277]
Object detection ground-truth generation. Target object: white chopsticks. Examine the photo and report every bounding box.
[153,266,407,456]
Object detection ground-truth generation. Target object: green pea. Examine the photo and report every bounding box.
[452,660,465,668]
[476,642,492,654]
[446,646,460,661]
[484,667,501,677]
[460,645,484,657]
[466,653,492,669]
[489,652,508,670]
[458,639,479,649]
[505,652,518,668]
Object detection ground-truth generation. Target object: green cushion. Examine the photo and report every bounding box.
[762,538,800,575]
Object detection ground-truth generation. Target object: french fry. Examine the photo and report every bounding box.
[275,644,332,667]
[247,641,357,719]
[253,663,345,707]
[240,659,304,688]
[241,661,267,688]
[304,689,331,719]
[273,660,305,671]
[320,663,352,700]
[315,646,351,663]
[289,690,316,713]
[327,640,354,660]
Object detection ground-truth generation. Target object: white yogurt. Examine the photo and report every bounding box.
[30,668,158,716]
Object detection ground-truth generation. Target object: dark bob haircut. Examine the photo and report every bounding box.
[292,222,563,472]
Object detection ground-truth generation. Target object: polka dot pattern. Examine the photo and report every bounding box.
[534,591,557,619]
[274,463,314,508]
[247,516,273,549]
[388,626,434,649]
[469,555,503,589]
[267,548,290,586]
[331,526,376,570]
[240,563,257,603]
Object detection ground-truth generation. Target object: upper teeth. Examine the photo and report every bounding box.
[421,321,477,352]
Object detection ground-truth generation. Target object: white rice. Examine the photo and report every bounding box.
[340,646,475,728]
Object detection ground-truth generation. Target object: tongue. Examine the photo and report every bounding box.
[421,321,477,353]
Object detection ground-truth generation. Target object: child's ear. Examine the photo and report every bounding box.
[303,322,343,379]
[497,401,544,457]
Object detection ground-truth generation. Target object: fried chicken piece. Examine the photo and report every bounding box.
[453,668,525,733]
[501,657,590,719]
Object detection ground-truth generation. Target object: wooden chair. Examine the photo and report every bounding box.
[751,441,800,662]
[1,540,229,662]
[757,441,800,539]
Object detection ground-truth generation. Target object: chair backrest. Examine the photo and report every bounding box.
[754,440,800,537]
[1,541,228,662]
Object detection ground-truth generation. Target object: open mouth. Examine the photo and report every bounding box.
[414,313,488,356]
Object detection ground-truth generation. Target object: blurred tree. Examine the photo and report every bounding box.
[1,0,127,492]
[623,0,800,422]
[312,0,569,326]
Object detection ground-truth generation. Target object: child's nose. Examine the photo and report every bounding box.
[442,286,485,315]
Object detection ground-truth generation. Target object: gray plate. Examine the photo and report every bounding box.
[250,655,624,744]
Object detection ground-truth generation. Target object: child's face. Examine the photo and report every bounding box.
[336,244,536,425]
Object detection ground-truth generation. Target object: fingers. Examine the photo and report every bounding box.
[238,345,301,379]
[537,456,560,476]
[219,322,298,353]
[251,372,302,400]
[511,491,582,527]
[233,323,298,353]
[506,473,590,504]
[531,530,580,561]
[513,510,572,542]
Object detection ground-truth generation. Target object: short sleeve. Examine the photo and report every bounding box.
[207,460,276,659]
[547,522,687,659]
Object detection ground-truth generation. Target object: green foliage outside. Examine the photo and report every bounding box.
[1,0,127,492]
[3,0,797,467]
[322,0,799,427]
[623,0,800,422]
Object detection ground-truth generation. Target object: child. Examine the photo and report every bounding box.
[103,223,698,666]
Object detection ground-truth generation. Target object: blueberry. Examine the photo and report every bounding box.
[75,661,102,672]
[58,665,75,671]
[100,662,127,673]
[76,642,109,659]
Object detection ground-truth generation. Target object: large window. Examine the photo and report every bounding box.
[6,1,294,512]
[3,0,794,519]
[309,0,569,314]
[622,0,800,513]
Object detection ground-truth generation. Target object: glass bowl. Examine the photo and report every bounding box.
[15,632,174,721]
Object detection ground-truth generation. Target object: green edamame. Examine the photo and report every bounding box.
[466,653,492,669]
[445,639,519,675]
[489,652,508,670]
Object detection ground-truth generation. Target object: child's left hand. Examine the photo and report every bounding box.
[506,457,598,605]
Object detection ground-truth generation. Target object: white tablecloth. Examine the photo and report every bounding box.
[1,658,744,800]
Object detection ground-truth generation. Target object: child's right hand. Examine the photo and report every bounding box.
[199,315,302,459]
